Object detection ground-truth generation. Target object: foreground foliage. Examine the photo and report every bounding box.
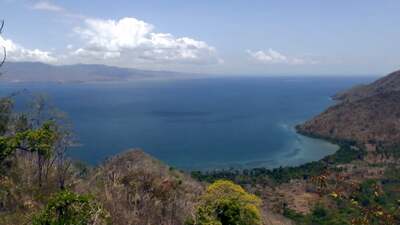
[284,171,400,225]
[189,180,262,225]
[32,190,109,225]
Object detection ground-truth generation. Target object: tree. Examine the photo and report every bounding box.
[32,190,109,225]
[0,121,55,157]
[0,91,76,189]
[0,97,12,135]
[25,94,76,188]
[191,180,262,225]
[0,120,57,185]
[53,121,75,190]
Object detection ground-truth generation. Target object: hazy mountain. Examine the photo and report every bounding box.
[0,62,198,83]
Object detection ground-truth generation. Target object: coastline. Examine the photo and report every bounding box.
[183,123,340,171]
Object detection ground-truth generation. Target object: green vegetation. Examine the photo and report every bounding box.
[283,175,400,225]
[0,121,56,161]
[32,190,109,225]
[0,95,83,224]
[376,145,400,159]
[191,145,366,185]
[188,180,262,225]
[284,203,349,225]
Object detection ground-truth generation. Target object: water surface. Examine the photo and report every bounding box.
[0,76,375,170]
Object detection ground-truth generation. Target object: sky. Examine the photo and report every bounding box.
[0,0,400,75]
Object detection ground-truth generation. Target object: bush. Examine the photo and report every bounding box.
[191,180,262,225]
[32,190,109,225]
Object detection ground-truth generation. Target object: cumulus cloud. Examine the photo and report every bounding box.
[32,1,64,12]
[246,49,317,65]
[69,17,220,65]
[0,36,57,63]
[0,16,220,67]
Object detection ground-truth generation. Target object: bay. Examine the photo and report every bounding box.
[0,76,375,170]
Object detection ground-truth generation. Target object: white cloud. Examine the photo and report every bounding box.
[70,17,220,65]
[32,1,64,12]
[0,16,220,68]
[246,49,287,63]
[246,49,318,65]
[0,36,57,63]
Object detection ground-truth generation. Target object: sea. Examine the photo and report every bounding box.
[0,76,376,170]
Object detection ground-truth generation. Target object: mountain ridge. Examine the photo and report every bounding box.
[0,62,203,83]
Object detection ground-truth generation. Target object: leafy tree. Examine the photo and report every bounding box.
[0,121,57,187]
[191,180,262,225]
[32,190,109,225]
[0,122,55,160]
[27,94,77,188]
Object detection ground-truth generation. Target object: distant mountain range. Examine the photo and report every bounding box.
[0,62,201,83]
[297,69,400,149]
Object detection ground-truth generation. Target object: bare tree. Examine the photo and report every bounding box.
[52,110,76,189]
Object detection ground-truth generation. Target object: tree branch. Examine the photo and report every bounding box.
[0,20,4,34]
[0,20,5,69]
[0,46,5,68]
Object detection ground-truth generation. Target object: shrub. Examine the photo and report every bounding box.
[191,180,262,225]
[32,190,109,225]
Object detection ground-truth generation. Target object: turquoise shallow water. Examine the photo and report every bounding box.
[0,76,375,170]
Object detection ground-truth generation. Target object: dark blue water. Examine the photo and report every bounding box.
[0,76,376,169]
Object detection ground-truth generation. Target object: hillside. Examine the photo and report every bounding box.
[297,91,400,148]
[0,148,204,225]
[297,69,400,149]
[333,69,400,102]
[79,149,204,225]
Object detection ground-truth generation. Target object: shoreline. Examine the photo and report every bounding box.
[183,125,340,172]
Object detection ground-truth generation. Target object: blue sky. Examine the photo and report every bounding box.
[0,0,400,75]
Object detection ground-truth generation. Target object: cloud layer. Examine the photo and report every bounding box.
[246,49,317,65]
